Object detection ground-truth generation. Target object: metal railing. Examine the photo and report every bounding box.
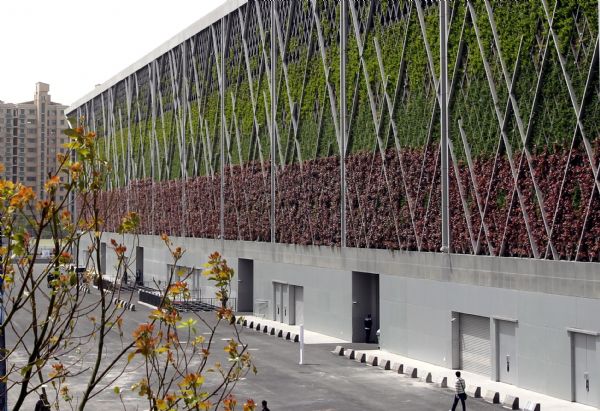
[138,288,237,312]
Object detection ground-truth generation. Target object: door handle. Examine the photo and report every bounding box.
[585,372,590,392]
[506,355,510,373]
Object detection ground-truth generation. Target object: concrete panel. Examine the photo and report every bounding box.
[254,260,352,340]
[576,298,600,331]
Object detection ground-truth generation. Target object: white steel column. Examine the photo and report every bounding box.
[220,18,226,252]
[340,0,347,248]
[440,0,450,253]
[270,0,277,244]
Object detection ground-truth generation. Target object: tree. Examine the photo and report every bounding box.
[0,125,256,410]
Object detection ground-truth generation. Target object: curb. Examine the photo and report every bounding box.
[113,298,136,311]
[237,317,301,344]
[331,346,542,411]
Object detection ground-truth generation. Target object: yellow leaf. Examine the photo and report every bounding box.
[156,399,167,410]
[155,346,169,354]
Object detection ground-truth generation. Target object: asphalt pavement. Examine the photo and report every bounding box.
[6,280,500,410]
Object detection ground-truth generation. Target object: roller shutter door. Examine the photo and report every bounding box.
[460,314,491,376]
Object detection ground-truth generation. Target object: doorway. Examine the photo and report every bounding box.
[237,259,253,312]
[496,320,518,384]
[573,332,598,407]
[272,282,303,325]
[100,242,107,275]
[135,246,144,285]
[459,313,491,377]
[351,272,379,343]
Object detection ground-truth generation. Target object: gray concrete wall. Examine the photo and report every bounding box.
[91,236,600,301]
[253,260,352,341]
[80,233,600,403]
[93,234,240,300]
[380,274,600,402]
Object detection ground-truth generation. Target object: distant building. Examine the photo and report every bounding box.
[0,83,68,200]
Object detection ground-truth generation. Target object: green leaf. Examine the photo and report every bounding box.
[63,129,79,137]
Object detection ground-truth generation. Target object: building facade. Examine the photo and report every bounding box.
[0,83,68,199]
[69,0,600,407]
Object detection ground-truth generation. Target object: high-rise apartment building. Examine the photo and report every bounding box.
[0,83,68,200]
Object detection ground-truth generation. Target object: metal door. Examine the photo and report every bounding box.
[283,284,292,324]
[100,242,107,275]
[460,314,491,376]
[274,283,283,322]
[574,333,598,407]
[135,246,144,284]
[498,321,518,384]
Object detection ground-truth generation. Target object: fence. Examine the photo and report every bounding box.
[138,288,237,312]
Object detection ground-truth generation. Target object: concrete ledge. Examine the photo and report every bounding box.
[523,400,541,411]
[404,366,417,378]
[354,352,366,363]
[391,363,403,373]
[331,346,344,356]
[483,390,500,404]
[378,358,391,370]
[502,394,519,410]
[343,349,355,360]
[366,355,378,366]
[434,375,447,388]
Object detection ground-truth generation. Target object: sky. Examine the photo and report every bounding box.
[0,0,226,107]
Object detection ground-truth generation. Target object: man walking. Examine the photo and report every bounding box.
[364,314,373,343]
[450,371,467,411]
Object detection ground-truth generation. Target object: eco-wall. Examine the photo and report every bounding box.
[73,0,600,261]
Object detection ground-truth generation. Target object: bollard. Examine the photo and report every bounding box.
[299,324,304,365]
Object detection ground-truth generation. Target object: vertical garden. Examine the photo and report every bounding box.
[74,0,600,261]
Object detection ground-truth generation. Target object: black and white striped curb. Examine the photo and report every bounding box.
[236,317,299,342]
[331,346,540,411]
[113,298,136,311]
[77,284,90,294]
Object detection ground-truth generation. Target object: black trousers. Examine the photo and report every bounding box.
[451,393,466,411]
[365,328,371,342]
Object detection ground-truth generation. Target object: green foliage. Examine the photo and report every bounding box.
[94,0,599,179]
